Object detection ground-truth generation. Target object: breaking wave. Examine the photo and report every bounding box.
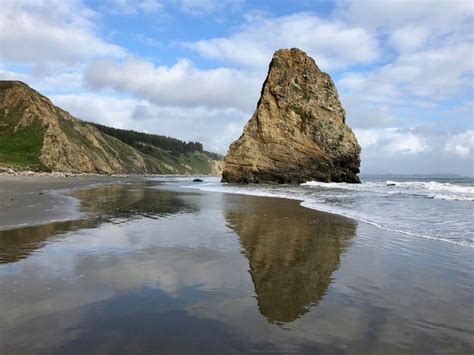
[181,177,473,248]
[302,180,474,201]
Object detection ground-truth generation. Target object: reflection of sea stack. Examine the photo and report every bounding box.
[224,195,356,323]
[222,48,361,184]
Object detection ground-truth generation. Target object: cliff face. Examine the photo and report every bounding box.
[222,48,361,184]
[0,81,222,174]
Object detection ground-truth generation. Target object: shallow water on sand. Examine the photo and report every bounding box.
[180,176,474,247]
[0,179,473,354]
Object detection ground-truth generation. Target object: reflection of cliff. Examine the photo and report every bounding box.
[224,195,356,324]
[0,183,194,264]
[70,182,194,221]
[0,219,95,264]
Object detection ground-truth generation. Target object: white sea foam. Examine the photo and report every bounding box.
[302,180,474,201]
[299,200,473,248]
[182,180,473,248]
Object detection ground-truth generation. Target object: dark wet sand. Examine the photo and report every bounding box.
[0,178,473,354]
[0,175,142,230]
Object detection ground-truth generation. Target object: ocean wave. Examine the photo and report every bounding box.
[429,194,474,201]
[300,200,473,248]
[182,182,473,248]
[302,180,474,201]
[385,180,474,193]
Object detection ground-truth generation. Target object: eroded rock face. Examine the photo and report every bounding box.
[0,81,223,175]
[0,81,149,173]
[222,48,361,184]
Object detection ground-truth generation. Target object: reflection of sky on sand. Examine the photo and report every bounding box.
[0,182,473,354]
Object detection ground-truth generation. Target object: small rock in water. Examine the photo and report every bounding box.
[193,178,204,182]
[387,183,396,186]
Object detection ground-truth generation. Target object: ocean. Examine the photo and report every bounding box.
[178,175,474,248]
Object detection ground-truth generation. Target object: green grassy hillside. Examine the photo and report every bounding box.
[0,117,47,171]
[0,81,222,174]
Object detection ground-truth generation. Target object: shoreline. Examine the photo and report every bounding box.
[180,181,473,249]
[0,175,136,231]
[1,175,472,249]
[0,169,220,178]
[0,175,215,232]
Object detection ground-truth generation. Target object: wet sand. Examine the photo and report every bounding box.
[0,178,473,354]
[0,175,142,230]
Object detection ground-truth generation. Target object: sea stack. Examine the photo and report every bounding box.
[222,48,361,184]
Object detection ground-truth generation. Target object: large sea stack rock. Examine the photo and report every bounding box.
[222,48,361,184]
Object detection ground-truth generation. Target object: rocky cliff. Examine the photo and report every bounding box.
[0,81,222,175]
[222,48,361,184]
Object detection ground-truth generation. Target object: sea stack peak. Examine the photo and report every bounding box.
[222,48,361,184]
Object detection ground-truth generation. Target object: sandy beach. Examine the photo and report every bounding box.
[0,177,473,354]
[0,175,147,230]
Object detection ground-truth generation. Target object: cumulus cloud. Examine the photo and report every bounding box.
[84,57,262,110]
[445,131,474,158]
[186,12,379,70]
[355,128,429,155]
[388,26,430,54]
[333,0,473,175]
[335,0,473,122]
[52,94,248,153]
[342,98,397,129]
[0,67,29,82]
[339,43,473,106]
[334,0,472,41]
[355,127,474,175]
[0,1,124,66]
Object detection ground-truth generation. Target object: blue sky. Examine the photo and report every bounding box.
[0,0,473,175]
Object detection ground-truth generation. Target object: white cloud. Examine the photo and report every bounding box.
[342,97,397,129]
[355,128,429,154]
[334,0,473,146]
[354,125,474,175]
[84,57,262,110]
[445,131,474,158]
[0,67,29,82]
[0,1,124,66]
[357,127,474,175]
[0,64,86,94]
[334,0,472,38]
[354,129,379,148]
[339,43,473,105]
[52,94,248,153]
[388,26,430,53]
[52,94,141,128]
[186,12,379,70]
[385,130,429,154]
